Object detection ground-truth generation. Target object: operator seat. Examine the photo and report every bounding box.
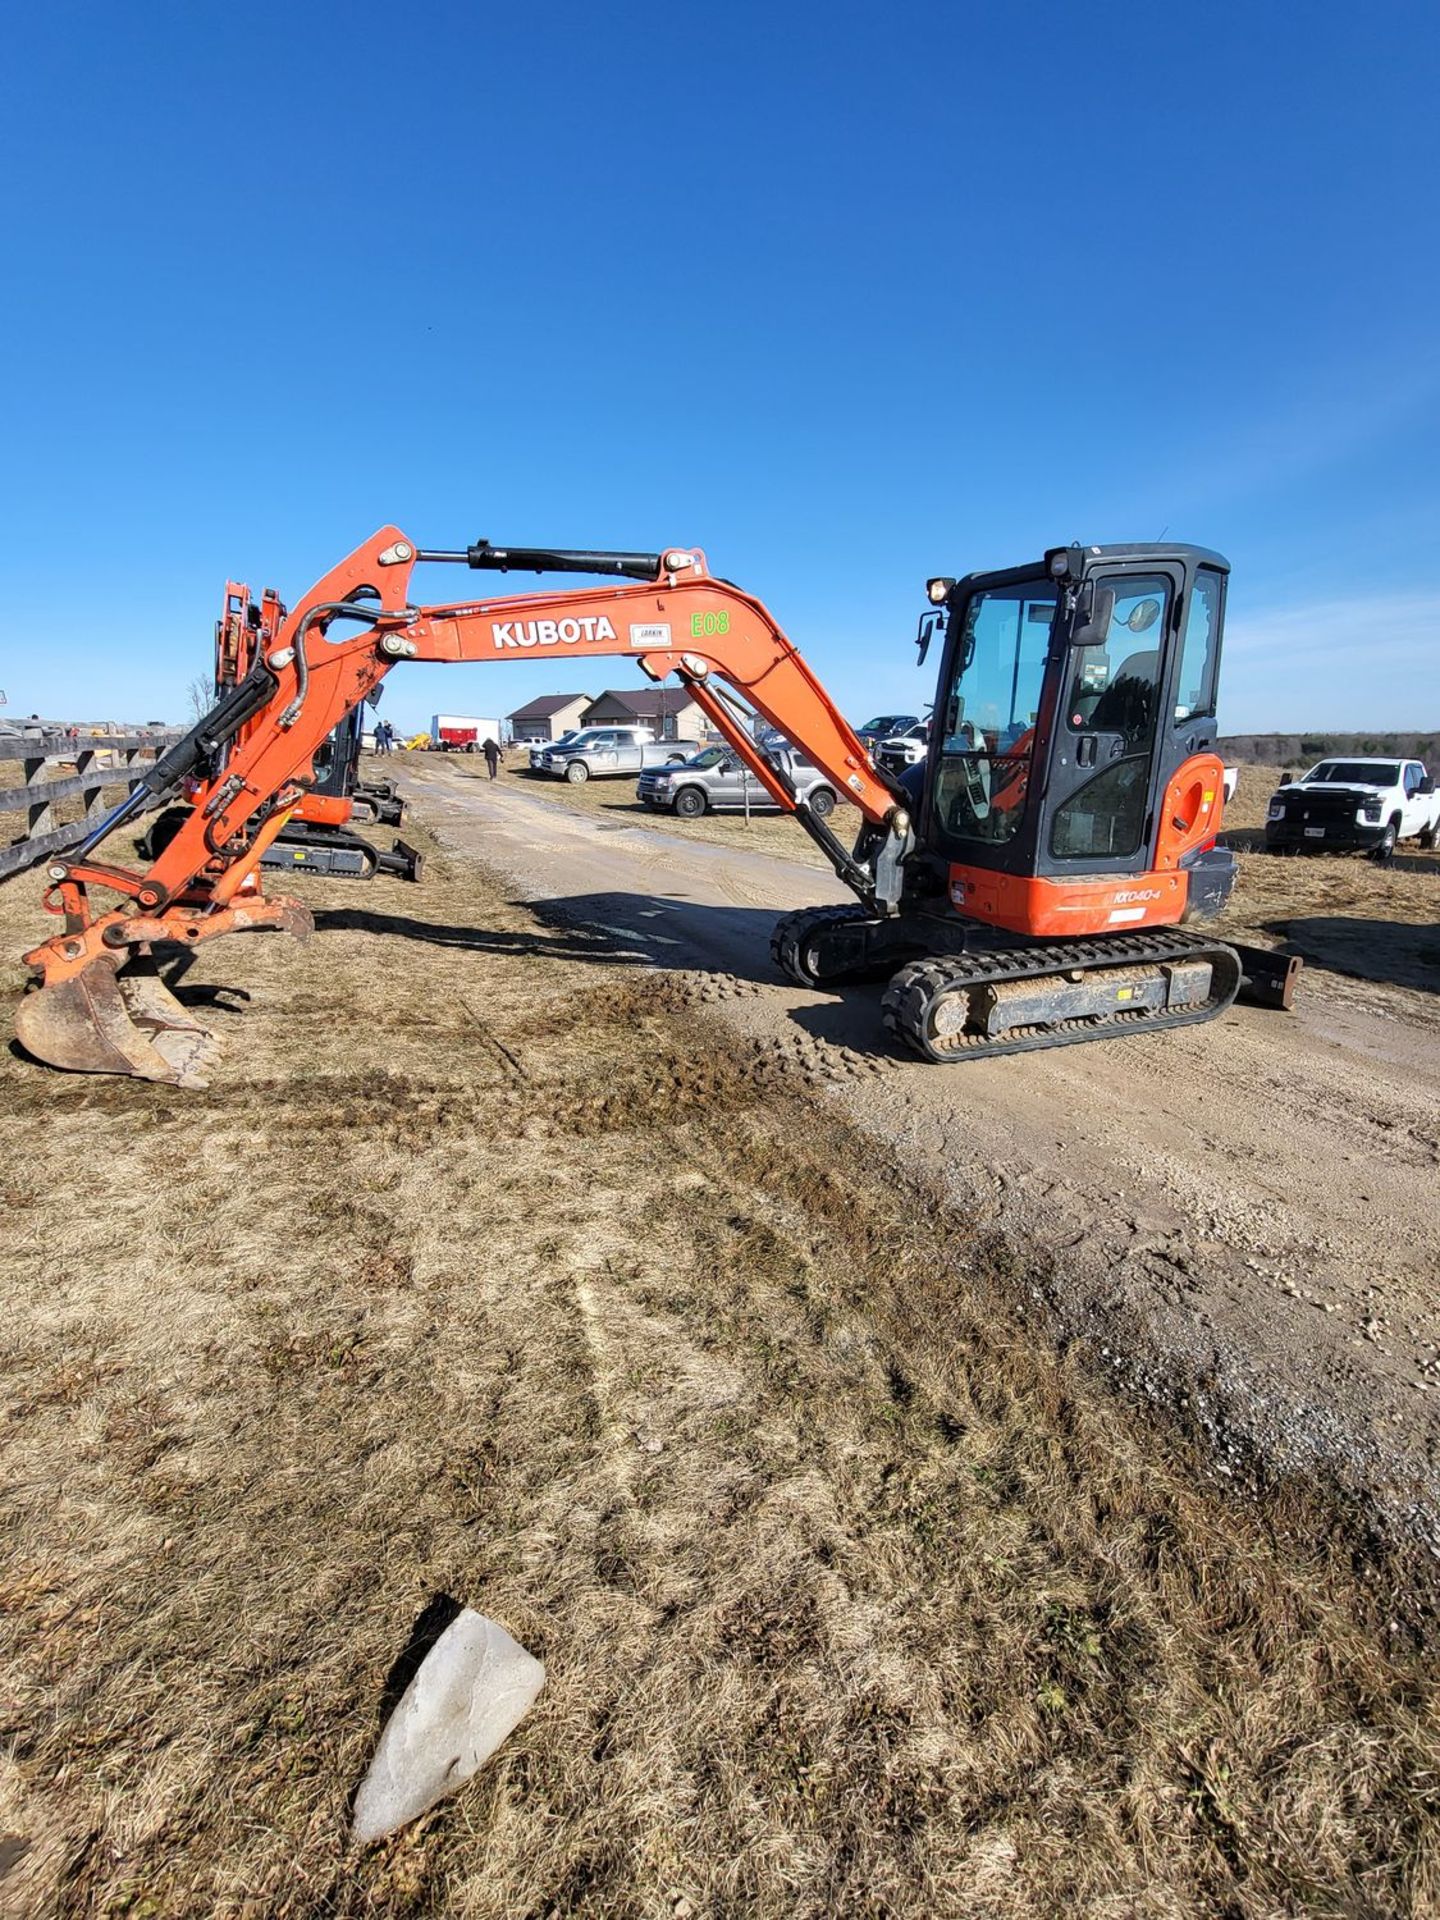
[1087,649,1158,744]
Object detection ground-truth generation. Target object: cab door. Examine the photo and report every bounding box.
[711,754,748,808]
[1039,566,1181,876]
[1413,760,1436,837]
[1154,563,1227,850]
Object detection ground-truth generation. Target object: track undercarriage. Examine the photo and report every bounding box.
[139,807,423,884]
[258,820,424,882]
[769,904,1289,1062]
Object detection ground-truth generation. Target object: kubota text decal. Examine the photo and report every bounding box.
[490,616,618,649]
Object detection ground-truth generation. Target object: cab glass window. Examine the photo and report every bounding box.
[931,577,1057,846]
[1051,758,1151,858]
[1173,567,1223,721]
[1051,573,1171,861]
[1064,575,1170,746]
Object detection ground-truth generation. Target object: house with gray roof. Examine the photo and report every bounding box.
[506,693,593,743]
[580,687,706,741]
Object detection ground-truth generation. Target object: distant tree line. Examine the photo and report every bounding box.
[1218,731,1437,768]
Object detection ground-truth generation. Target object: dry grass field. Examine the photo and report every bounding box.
[1218,766,1440,1002]
[2,823,1440,1916]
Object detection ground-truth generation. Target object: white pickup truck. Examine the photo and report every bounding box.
[1264,756,1440,859]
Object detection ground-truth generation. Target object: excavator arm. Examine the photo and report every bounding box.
[17,526,913,1085]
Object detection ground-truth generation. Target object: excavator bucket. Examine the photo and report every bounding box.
[15,952,223,1089]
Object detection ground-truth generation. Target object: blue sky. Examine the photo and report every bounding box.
[2,0,1436,735]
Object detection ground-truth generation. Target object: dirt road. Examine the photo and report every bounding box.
[401,761,1440,1545]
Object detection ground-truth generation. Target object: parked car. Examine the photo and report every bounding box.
[637,744,840,819]
[875,719,931,776]
[535,726,697,783]
[528,729,581,771]
[855,711,920,749]
[1264,757,1439,858]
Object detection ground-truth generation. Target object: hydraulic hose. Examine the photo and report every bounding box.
[70,596,384,864]
[277,596,393,728]
[70,658,281,859]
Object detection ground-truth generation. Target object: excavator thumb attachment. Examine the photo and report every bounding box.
[15,952,224,1089]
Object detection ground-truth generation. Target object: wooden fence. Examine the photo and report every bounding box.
[0,726,182,882]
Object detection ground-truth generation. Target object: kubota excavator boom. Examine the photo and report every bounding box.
[16,528,910,1085]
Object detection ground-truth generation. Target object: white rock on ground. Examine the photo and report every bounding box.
[352,1609,545,1845]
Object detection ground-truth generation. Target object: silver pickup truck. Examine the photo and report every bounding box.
[637,744,841,819]
[534,726,697,784]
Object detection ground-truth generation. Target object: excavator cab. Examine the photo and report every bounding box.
[910,543,1236,934]
[776,540,1296,1057]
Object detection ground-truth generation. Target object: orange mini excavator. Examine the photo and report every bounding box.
[14,528,1296,1087]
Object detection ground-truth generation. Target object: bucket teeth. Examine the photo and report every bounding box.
[15,953,221,1088]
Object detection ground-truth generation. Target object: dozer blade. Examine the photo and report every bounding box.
[15,953,222,1089]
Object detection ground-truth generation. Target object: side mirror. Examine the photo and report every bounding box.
[1419,775,1435,796]
[916,608,947,665]
[718,758,734,774]
[1071,583,1115,647]
[1278,772,1293,786]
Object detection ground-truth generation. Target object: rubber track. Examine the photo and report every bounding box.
[770,904,875,987]
[881,930,1243,1063]
[267,822,379,874]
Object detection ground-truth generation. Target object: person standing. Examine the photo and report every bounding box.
[375,720,392,755]
[483,737,502,780]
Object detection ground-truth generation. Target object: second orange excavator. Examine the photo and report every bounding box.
[141,583,423,884]
[14,527,1296,1087]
